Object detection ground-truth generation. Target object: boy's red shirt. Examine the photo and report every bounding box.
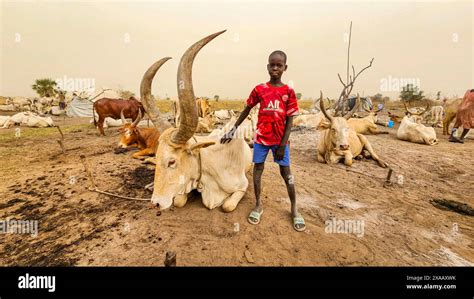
[246,82,299,146]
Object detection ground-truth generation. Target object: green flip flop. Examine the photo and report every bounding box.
[293,215,306,232]
[248,209,263,225]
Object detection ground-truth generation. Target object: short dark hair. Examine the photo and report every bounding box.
[269,50,287,63]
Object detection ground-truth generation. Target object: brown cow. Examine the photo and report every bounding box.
[117,110,161,159]
[387,111,403,123]
[443,98,462,135]
[93,96,145,135]
[196,97,211,117]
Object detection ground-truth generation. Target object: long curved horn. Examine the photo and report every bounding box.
[120,109,126,124]
[363,104,371,113]
[319,91,333,123]
[171,30,226,144]
[140,57,172,133]
[403,101,411,114]
[420,102,431,116]
[132,109,142,126]
[344,94,360,120]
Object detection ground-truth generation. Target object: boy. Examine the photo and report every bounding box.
[221,50,305,232]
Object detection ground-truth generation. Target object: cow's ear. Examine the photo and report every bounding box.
[317,120,330,130]
[188,141,215,154]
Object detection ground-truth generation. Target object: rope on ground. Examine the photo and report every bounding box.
[333,164,394,184]
[87,186,150,201]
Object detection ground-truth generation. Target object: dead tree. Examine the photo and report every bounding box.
[334,21,374,116]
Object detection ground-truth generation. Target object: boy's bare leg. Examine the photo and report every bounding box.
[280,165,306,232]
[252,163,264,213]
[459,128,470,141]
[279,166,296,215]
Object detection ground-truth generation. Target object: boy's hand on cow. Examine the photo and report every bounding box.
[275,145,286,161]
[220,126,237,144]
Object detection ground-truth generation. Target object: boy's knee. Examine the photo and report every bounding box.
[254,163,265,172]
[279,166,294,184]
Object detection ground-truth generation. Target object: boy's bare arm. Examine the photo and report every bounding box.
[275,116,293,160]
[220,106,252,143]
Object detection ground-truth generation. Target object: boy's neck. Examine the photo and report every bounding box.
[268,78,284,87]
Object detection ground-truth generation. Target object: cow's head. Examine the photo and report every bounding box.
[117,109,142,148]
[319,91,359,152]
[140,30,225,210]
[363,104,383,122]
[403,102,430,124]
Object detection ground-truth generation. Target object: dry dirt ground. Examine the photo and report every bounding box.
[0,111,472,266]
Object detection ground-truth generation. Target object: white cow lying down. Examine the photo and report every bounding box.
[90,117,153,128]
[89,117,123,128]
[293,112,324,128]
[397,115,438,145]
[0,116,11,127]
[1,112,54,128]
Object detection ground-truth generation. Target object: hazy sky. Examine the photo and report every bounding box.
[1,0,473,100]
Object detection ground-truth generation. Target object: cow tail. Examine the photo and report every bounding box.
[93,102,97,127]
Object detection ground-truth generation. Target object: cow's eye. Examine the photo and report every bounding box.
[168,159,176,168]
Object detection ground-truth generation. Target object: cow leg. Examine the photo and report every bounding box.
[222,190,246,212]
[358,134,388,168]
[132,148,155,159]
[97,117,105,136]
[343,152,353,166]
[316,150,326,163]
[370,126,388,134]
[443,114,456,135]
[173,193,188,208]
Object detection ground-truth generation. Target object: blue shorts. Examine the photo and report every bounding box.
[253,143,290,166]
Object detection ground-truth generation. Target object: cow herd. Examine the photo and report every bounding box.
[92,30,469,212]
[0,30,468,213]
[0,112,55,129]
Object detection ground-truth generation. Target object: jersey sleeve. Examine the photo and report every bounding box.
[245,87,260,108]
[286,88,299,116]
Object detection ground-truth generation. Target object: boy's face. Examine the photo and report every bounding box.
[267,54,287,80]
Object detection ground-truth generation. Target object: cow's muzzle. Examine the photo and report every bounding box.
[339,144,350,151]
[151,194,173,210]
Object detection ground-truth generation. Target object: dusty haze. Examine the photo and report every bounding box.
[1,0,473,100]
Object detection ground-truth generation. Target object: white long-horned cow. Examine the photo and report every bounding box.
[141,30,252,211]
[424,105,444,127]
[347,105,388,135]
[209,107,257,146]
[397,102,438,145]
[316,92,388,168]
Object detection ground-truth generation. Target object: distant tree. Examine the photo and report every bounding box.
[373,93,383,101]
[32,78,57,97]
[214,95,219,102]
[382,96,390,102]
[118,89,136,100]
[400,84,424,103]
[436,91,441,101]
[295,92,302,100]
